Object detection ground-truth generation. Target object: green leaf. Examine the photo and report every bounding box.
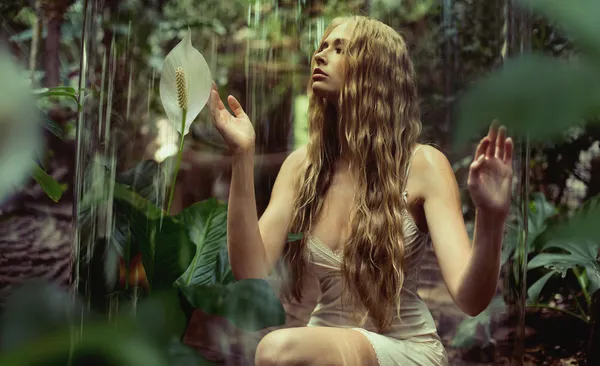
[179,278,285,331]
[585,264,600,295]
[214,243,235,285]
[526,270,556,305]
[0,321,169,366]
[175,198,228,287]
[136,291,188,346]
[540,193,600,244]
[116,160,167,207]
[521,0,600,62]
[0,280,86,352]
[35,90,80,106]
[287,232,303,242]
[42,116,64,139]
[167,339,217,366]
[453,54,600,149]
[451,296,505,348]
[502,193,557,265]
[31,162,65,202]
[528,239,600,275]
[113,183,195,290]
[112,182,164,219]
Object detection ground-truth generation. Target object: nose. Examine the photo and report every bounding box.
[315,52,326,66]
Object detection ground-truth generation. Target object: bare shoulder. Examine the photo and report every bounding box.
[285,145,308,167]
[273,146,308,190]
[413,144,452,170]
[409,144,456,196]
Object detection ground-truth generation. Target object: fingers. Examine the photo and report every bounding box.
[503,137,514,165]
[474,137,491,161]
[469,153,486,176]
[486,120,499,158]
[209,90,222,126]
[210,82,226,110]
[227,95,247,118]
[209,82,228,129]
[495,126,507,159]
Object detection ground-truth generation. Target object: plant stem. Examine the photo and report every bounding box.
[527,303,590,324]
[166,109,187,214]
[572,267,592,307]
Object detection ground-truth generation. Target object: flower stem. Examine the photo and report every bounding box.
[527,303,590,323]
[166,109,187,214]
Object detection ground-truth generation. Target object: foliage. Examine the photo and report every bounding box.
[451,0,600,351]
[525,193,600,323]
[451,296,506,348]
[79,158,286,333]
[0,281,211,366]
[29,86,81,202]
[453,0,600,149]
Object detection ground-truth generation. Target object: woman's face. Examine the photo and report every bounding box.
[311,22,353,102]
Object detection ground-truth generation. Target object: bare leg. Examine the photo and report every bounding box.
[255,326,378,366]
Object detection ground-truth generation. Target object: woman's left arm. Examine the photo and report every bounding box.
[420,123,514,316]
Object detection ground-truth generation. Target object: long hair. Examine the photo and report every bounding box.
[283,16,423,332]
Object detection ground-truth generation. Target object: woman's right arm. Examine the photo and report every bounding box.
[228,147,305,280]
[209,82,305,279]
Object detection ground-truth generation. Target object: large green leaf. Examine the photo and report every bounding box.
[528,239,600,296]
[526,270,556,305]
[521,0,600,62]
[113,183,195,290]
[0,280,86,352]
[453,54,600,148]
[502,193,557,265]
[0,322,169,366]
[167,338,217,366]
[179,278,286,331]
[30,162,65,202]
[174,198,228,287]
[116,160,167,207]
[539,193,600,244]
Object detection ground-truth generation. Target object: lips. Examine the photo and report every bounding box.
[313,68,327,76]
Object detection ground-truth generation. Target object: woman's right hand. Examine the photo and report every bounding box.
[209,81,256,155]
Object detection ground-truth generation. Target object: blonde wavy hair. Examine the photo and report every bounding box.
[282,15,422,332]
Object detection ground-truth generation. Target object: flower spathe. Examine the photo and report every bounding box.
[159,30,212,136]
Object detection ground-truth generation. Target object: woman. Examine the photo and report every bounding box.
[209,15,513,366]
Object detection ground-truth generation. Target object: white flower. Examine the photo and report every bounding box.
[159,30,212,136]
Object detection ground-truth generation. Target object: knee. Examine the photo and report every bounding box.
[255,331,297,366]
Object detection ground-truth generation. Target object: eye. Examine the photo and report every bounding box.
[336,47,343,54]
[318,42,328,52]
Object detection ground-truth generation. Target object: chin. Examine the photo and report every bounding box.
[312,84,338,101]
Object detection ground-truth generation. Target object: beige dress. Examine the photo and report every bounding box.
[303,148,449,366]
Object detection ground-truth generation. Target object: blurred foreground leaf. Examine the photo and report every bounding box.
[451,296,506,348]
[179,278,285,331]
[539,193,600,244]
[521,0,600,62]
[167,339,217,366]
[0,281,215,366]
[454,54,600,148]
[0,281,85,352]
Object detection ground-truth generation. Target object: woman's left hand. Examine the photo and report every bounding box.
[467,121,514,218]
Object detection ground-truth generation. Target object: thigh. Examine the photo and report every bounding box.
[255,326,378,366]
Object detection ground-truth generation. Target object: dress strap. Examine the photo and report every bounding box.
[402,144,423,203]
